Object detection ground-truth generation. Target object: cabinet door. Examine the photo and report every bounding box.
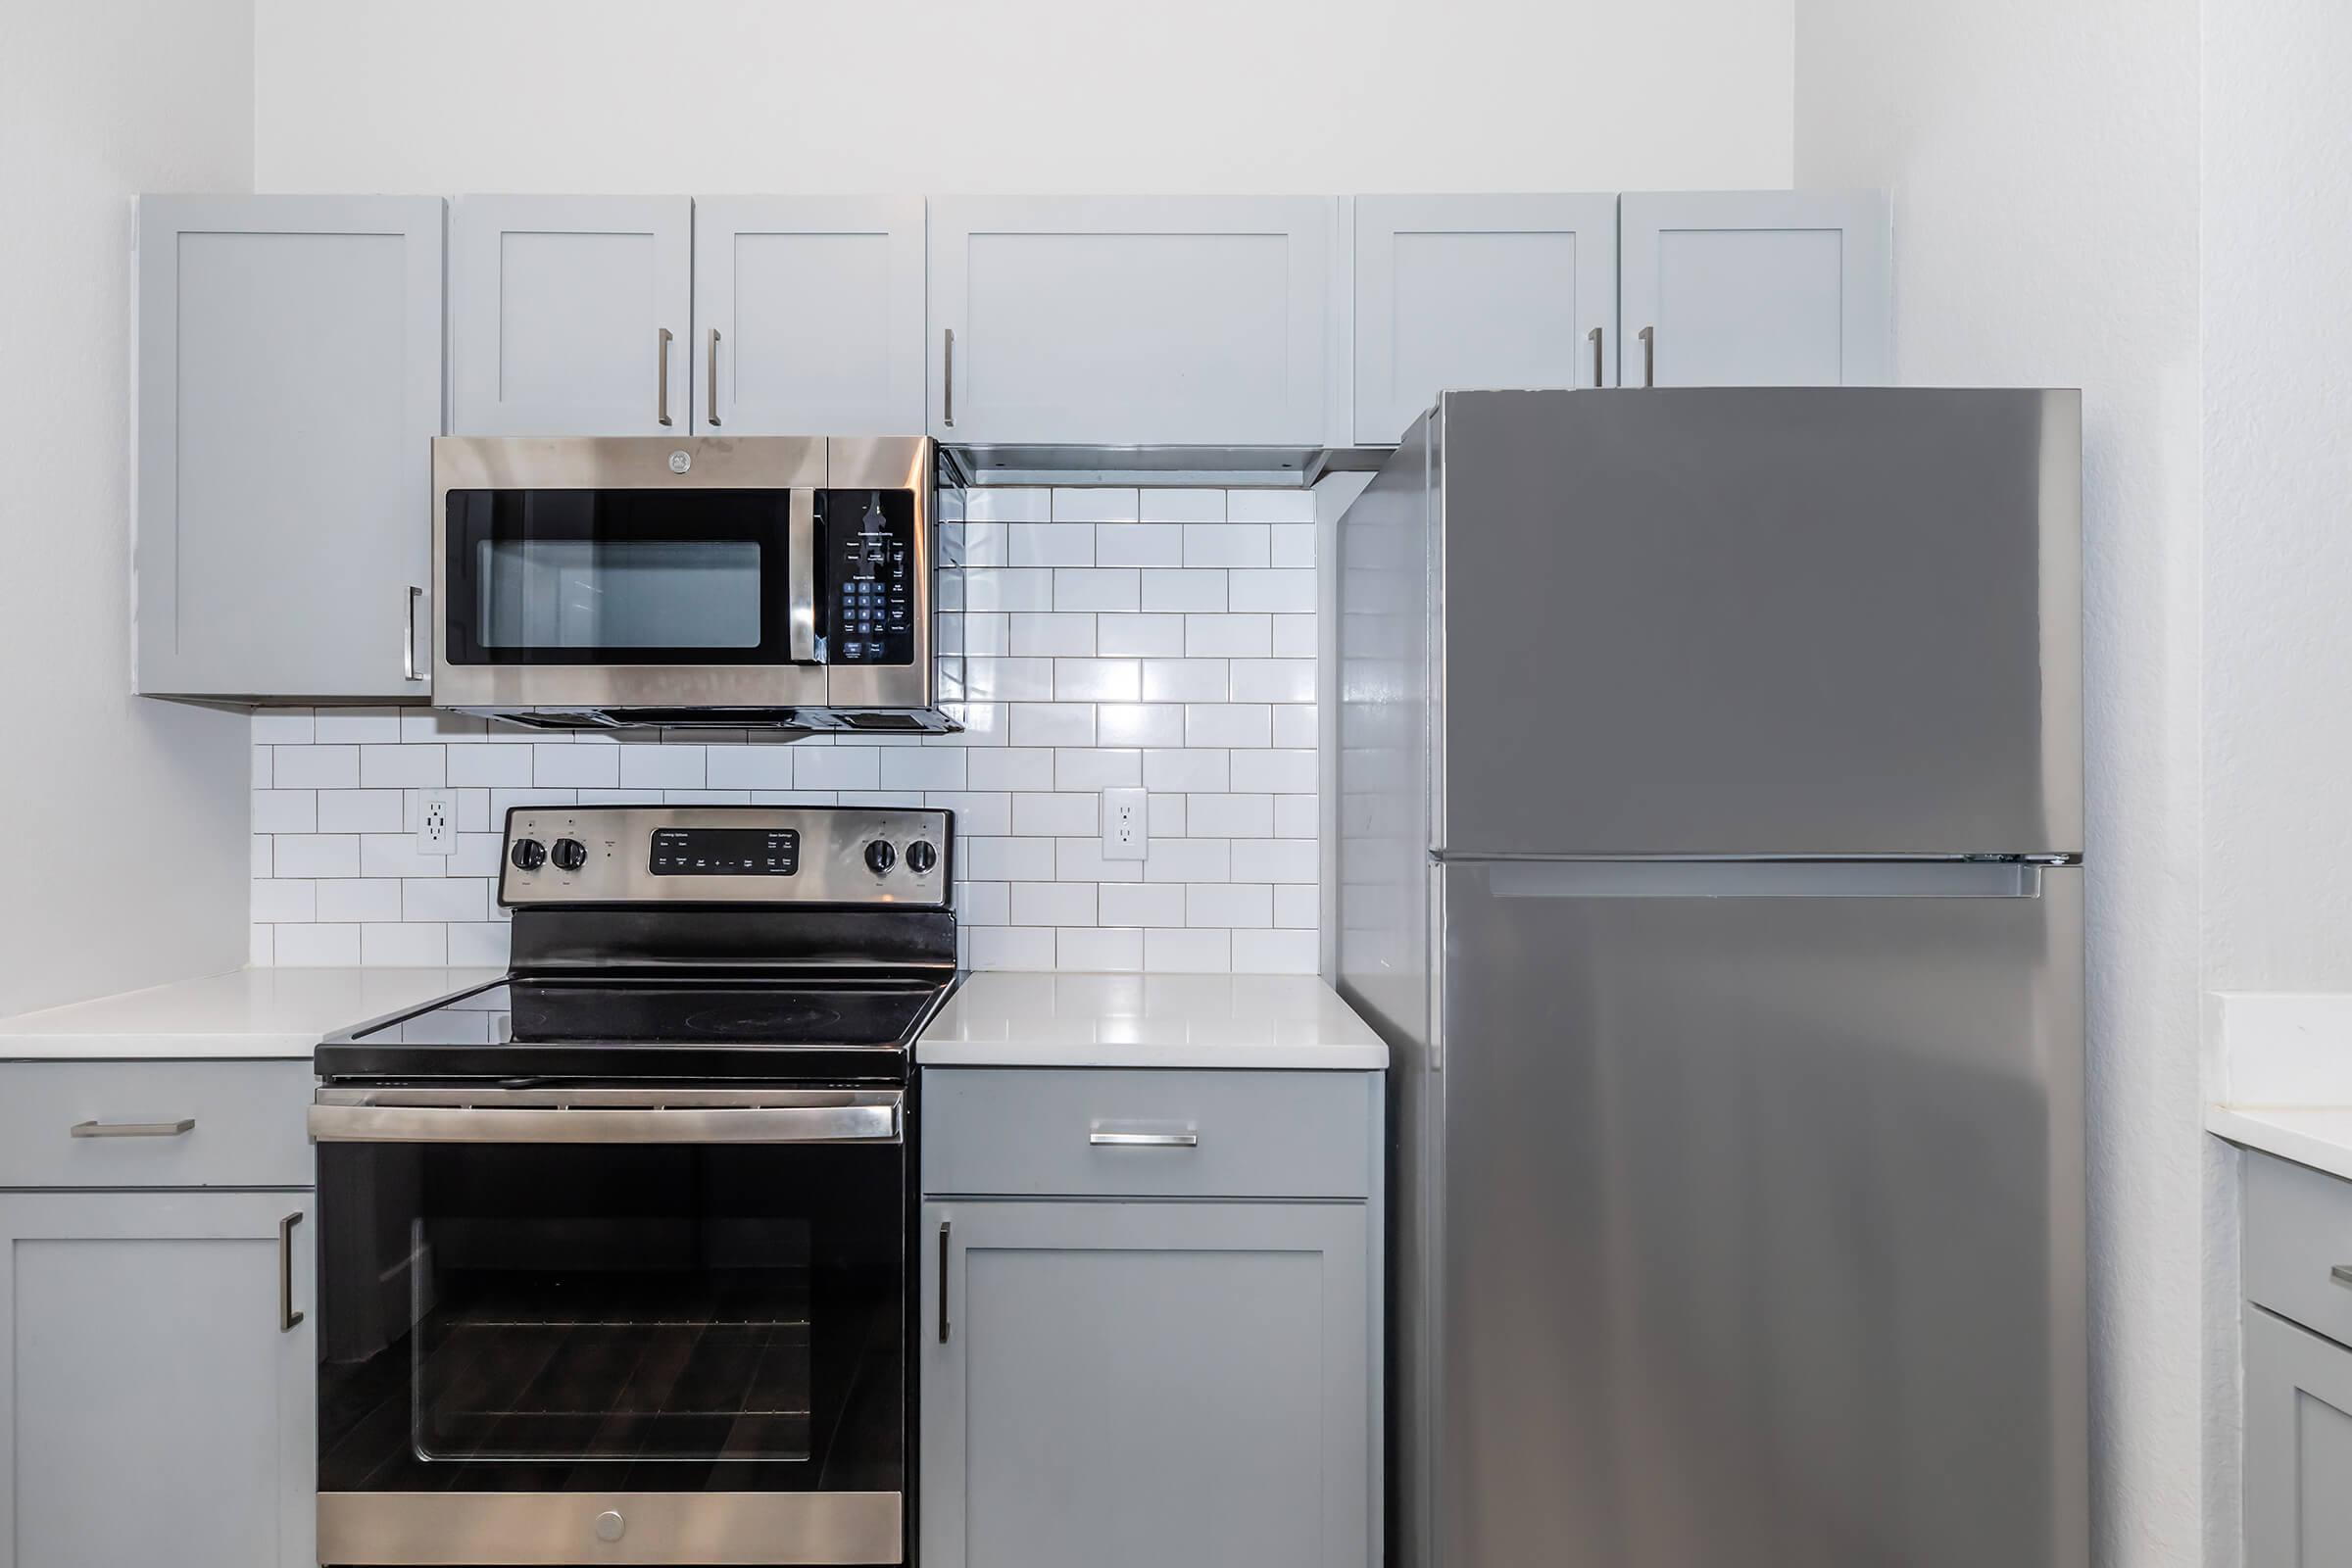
[921,1200,1371,1568]
[2245,1306,2352,1566]
[134,196,443,700]
[693,197,925,436]
[928,197,1337,446]
[1353,194,1619,442]
[0,1191,315,1568]
[451,195,693,435]
[1620,190,1890,387]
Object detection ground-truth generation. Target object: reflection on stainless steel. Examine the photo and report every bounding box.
[500,806,952,907]
[309,1086,905,1146]
[1337,389,2088,1568]
[316,1491,904,1566]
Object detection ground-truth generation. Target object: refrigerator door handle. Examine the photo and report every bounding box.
[1482,859,2055,901]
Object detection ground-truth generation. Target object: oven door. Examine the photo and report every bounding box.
[311,1087,906,1566]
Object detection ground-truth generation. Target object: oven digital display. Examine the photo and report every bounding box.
[649,827,801,876]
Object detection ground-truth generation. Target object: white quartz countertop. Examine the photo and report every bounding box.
[0,967,502,1060]
[2208,992,2352,1182]
[917,973,1389,1069]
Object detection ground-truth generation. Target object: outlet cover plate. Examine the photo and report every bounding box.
[417,792,456,857]
[1102,787,1148,860]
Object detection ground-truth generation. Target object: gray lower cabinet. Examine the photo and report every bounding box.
[0,1189,315,1568]
[2244,1305,2352,1566]
[919,1199,1371,1568]
[134,196,445,700]
[1619,189,1891,388]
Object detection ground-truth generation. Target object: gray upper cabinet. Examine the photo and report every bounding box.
[134,196,444,700]
[452,195,693,435]
[1620,190,1891,387]
[928,196,1339,447]
[692,197,925,435]
[0,1190,315,1568]
[2244,1305,2352,1566]
[1352,193,1620,443]
[919,1199,1372,1568]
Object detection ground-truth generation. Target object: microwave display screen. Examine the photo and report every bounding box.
[650,827,801,876]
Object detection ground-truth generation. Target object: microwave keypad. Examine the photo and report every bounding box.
[824,490,915,665]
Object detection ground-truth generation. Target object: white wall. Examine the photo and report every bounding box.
[252,0,1794,194]
[0,0,255,1015]
[1792,4,2205,1565]
[2201,2,2352,998]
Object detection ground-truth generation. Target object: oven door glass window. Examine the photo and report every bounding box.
[317,1140,903,1493]
[443,490,796,665]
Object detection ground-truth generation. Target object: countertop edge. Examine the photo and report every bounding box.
[2209,1104,2352,1185]
[915,1044,1390,1070]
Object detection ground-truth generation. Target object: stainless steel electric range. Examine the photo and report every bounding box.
[310,804,955,1567]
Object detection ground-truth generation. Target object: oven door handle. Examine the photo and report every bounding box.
[308,1100,901,1146]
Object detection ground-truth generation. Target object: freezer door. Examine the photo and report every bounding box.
[1401,861,2085,1568]
[1432,387,2082,856]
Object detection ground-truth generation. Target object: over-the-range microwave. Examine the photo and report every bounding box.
[431,435,964,731]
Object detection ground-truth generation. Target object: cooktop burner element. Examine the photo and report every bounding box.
[315,805,958,1084]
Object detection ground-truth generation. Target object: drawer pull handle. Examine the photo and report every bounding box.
[278,1211,304,1332]
[1089,1131,1200,1149]
[71,1118,195,1139]
[938,1219,952,1344]
[2331,1265,2352,1291]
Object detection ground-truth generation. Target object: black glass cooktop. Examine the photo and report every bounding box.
[317,976,944,1082]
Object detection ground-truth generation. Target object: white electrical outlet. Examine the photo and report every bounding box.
[1102,788,1148,860]
[417,792,456,856]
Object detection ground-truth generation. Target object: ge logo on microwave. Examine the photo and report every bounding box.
[668,450,691,473]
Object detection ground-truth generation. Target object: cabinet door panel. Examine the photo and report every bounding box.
[0,1191,314,1568]
[694,197,925,435]
[1354,194,1618,442]
[1620,191,1890,387]
[134,196,443,699]
[929,197,1336,446]
[2246,1305,2352,1566]
[452,195,692,435]
[921,1200,1370,1568]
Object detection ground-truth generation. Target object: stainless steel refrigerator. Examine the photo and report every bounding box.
[1334,388,2084,1568]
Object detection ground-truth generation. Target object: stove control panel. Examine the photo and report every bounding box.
[500,806,952,908]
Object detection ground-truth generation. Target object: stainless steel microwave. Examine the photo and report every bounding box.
[431,436,960,731]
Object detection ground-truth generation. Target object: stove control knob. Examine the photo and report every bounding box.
[864,839,897,874]
[906,840,938,874]
[551,838,588,871]
[510,838,547,871]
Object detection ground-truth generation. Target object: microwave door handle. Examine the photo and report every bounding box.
[788,487,818,662]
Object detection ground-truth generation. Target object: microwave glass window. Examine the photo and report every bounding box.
[475,538,762,650]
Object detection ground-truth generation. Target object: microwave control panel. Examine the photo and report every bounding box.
[822,489,916,666]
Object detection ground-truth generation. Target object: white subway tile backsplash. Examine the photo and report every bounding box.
[275,745,360,789]
[1053,568,1141,613]
[1096,612,1184,657]
[1141,659,1227,703]
[1093,525,1184,568]
[1051,488,1140,523]
[1140,568,1226,612]
[253,488,1321,975]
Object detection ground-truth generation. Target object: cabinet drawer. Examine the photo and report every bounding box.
[921,1068,1377,1199]
[0,1060,315,1189]
[2244,1150,2352,1342]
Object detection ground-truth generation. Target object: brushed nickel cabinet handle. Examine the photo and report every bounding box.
[1640,324,1655,388]
[278,1211,304,1332]
[938,1219,952,1344]
[71,1118,195,1138]
[1089,1130,1200,1149]
[701,324,719,425]
[403,585,422,681]
[1590,325,1603,388]
[942,328,956,428]
[657,327,674,427]
[2331,1264,2352,1290]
